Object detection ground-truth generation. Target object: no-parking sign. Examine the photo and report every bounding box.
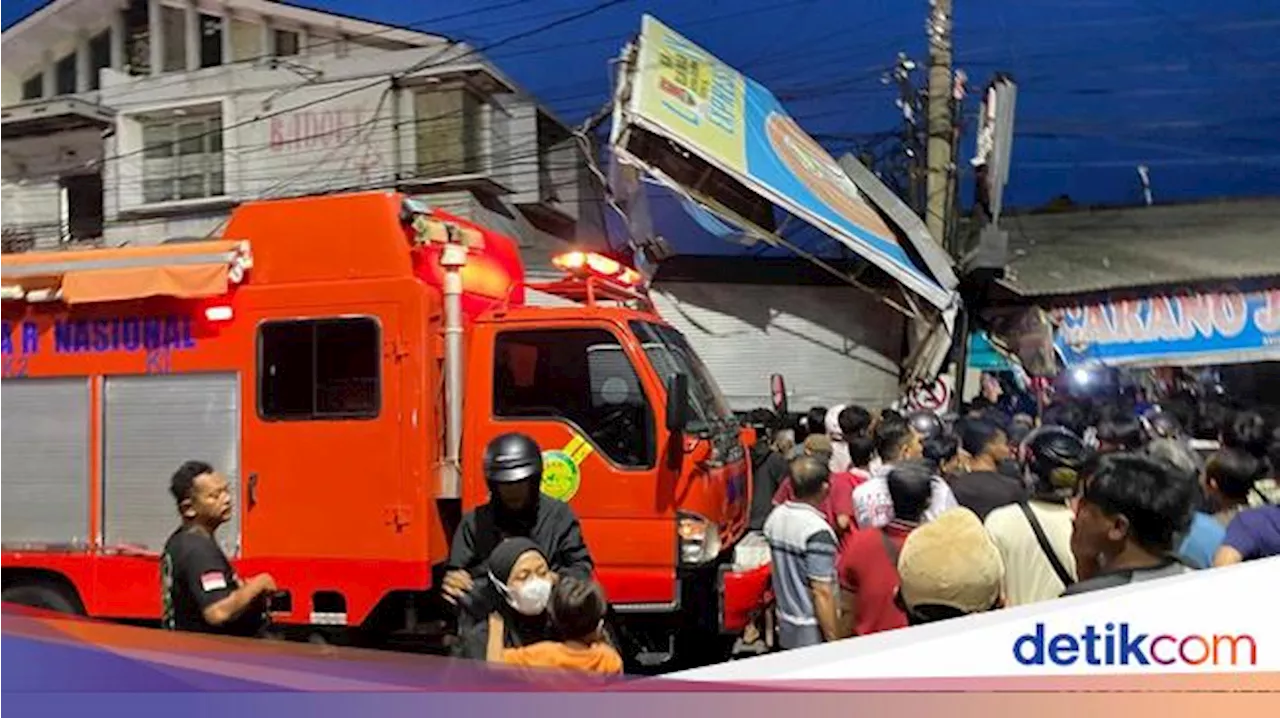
[905,375,954,413]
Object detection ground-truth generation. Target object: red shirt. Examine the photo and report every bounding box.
[773,470,866,544]
[836,521,914,636]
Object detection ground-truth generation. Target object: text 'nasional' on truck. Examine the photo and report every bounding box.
[0,190,772,667]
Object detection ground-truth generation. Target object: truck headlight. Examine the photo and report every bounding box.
[677,511,721,565]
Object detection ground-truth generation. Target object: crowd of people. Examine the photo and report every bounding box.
[748,395,1280,650]
[155,387,1280,669]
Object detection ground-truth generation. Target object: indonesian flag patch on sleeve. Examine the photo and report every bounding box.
[200,571,228,592]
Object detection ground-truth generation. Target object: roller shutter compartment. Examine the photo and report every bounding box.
[1,377,92,547]
[102,373,241,556]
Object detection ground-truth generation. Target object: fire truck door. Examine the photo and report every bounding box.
[465,323,679,608]
[241,304,404,568]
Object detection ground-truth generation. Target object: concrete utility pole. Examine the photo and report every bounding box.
[888,53,923,217]
[925,0,954,249]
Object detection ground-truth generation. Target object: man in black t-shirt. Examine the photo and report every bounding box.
[952,418,1027,520]
[161,461,276,637]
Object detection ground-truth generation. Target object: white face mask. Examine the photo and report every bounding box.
[492,573,552,616]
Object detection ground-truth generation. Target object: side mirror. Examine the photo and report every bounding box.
[665,373,689,433]
[770,373,788,417]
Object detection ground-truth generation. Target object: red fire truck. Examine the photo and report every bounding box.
[0,191,771,665]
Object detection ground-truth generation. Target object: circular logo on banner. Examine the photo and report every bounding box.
[908,375,953,413]
[764,111,898,242]
[540,450,581,502]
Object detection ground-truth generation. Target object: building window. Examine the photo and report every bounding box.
[55,53,77,95]
[21,73,43,100]
[161,5,186,72]
[258,318,381,420]
[200,14,223,68]
[414,88,484,179]
[124,0,150,75]
[274,29,299,57]
[61,174,104,242]
[141,110,224,204]
[229,18,261,62]
[494,328,655,468]
[89,30,111,90]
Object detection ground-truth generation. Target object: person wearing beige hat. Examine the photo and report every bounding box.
[895,507,1006,625]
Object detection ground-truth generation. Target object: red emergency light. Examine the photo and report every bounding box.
[552,251,643,288]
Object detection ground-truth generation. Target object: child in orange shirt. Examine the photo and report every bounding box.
[487,576,623,675]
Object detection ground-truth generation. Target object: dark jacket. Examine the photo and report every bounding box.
[749,443,788,531]
[448,494,594,658]
[448,494,594,582]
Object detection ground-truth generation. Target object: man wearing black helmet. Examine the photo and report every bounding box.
[442,433,594,625]
[984,427,1087,606]
[906,410,943,442]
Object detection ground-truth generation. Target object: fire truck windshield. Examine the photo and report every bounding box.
[630,320,734,434]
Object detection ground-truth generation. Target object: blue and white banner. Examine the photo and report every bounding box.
[1053,289,1280,368]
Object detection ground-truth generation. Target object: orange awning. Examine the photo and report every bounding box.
[1,240,252,305]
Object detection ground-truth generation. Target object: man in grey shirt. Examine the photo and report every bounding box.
[763,455,842,649]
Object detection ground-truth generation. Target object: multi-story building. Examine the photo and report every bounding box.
[1,0,605,269]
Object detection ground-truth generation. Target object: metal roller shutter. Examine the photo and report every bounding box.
[649,282,904,412]
[102,373,241,556]
[1,377,92,547]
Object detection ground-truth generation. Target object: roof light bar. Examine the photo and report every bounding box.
[552,251,642,287]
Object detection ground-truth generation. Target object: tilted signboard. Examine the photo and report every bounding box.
[613,15,953,311]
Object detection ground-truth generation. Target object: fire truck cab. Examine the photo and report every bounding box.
[0,191,770,665]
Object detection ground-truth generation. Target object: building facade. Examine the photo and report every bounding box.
[1,0,605,268]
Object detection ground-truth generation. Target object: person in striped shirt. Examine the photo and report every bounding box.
[763,455,842,649]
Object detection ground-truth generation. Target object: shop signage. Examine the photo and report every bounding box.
[1053,289,1280,367]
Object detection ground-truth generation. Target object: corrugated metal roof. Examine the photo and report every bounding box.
[997,198,1280,297]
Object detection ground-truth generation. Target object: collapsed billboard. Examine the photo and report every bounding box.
[610,15,955,312]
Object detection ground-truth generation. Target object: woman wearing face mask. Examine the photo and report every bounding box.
[459,537,556,659]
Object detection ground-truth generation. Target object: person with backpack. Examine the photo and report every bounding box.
[983,427,1087,606]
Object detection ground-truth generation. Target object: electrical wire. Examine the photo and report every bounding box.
[11,0,928,186]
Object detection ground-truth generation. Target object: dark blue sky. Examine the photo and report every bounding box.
[6,0,1278,253]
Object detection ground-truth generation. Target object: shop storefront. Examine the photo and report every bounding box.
[971,199,1280,413]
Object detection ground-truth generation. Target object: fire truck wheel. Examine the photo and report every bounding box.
[2,582,84,615]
